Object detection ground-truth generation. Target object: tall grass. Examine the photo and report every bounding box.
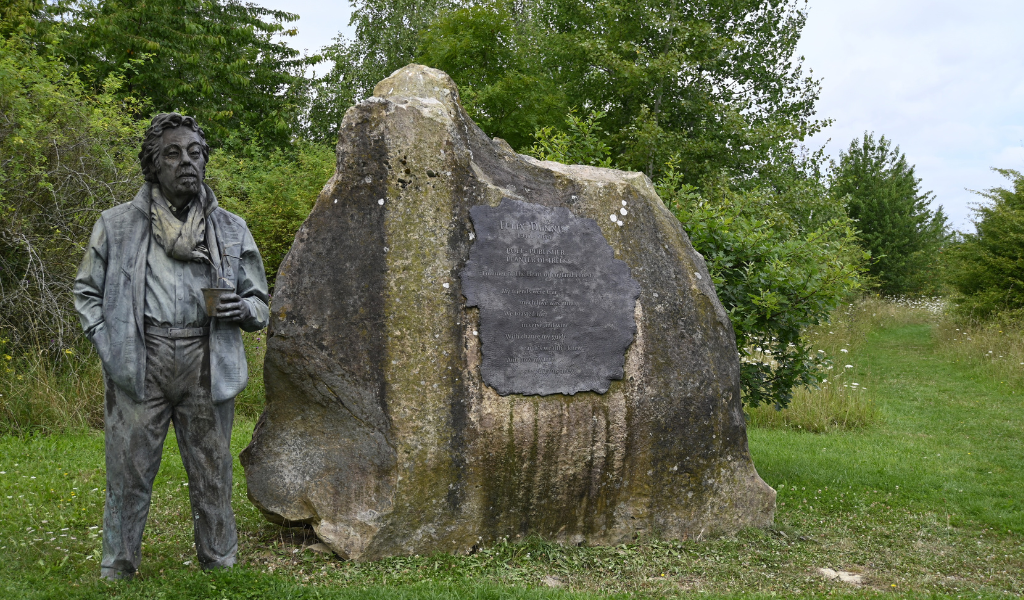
[746,296,946,432]
[236,330,267,420]
[934,315,1024,389]
[748,293,1024,433]
[0,331,268,434]
[0,344,104,434]
[747,377,876,432]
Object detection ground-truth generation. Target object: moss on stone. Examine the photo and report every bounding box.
[243,65,775,561]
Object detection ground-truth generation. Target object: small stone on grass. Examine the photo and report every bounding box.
[817,567,863,585]
[305,542,333,554]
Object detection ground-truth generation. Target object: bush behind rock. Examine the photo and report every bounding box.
[0,36,143,355]
[206,141,335,289]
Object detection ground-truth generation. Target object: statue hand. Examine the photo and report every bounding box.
[214,292,250,323]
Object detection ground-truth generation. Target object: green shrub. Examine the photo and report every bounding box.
[0,35,144,354]
[949,168,1024,319]
[659,164,866,409]
[526,110,613,168]
[206,141,335,288]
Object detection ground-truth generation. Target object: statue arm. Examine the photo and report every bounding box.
[73,217,108,338]
[235,225,270,332]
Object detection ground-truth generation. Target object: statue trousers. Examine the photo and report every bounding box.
[101,333,237,579]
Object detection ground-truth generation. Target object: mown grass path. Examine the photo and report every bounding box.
[753,321,1023,593]
[756,321,1022,533]
[0,317,1021,598]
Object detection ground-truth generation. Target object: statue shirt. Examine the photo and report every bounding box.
[143,230,213,329]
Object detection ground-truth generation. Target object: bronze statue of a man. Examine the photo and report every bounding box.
[74,113,270,580]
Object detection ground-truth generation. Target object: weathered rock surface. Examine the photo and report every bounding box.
[240,64,775,561]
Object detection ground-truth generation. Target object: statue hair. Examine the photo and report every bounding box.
[139,113,210,183]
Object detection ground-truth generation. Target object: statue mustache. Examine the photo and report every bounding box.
[176,166,200,179]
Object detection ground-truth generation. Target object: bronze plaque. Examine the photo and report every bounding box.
[462,198,640,396]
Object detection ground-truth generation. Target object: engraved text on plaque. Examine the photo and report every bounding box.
[462,198,640,396]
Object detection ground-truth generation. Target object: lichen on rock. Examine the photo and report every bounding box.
[240,64,775,561]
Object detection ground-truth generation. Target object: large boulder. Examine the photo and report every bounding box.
[240,64,775,560]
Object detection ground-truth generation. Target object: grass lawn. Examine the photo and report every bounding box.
[0,303,1020,598]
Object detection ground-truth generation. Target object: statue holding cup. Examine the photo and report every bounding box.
[73,113,270,580]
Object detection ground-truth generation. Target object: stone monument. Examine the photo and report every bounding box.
[240,65,775,560]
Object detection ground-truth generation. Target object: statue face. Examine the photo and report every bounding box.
[155,126,206,206]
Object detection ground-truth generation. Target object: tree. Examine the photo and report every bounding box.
[305,0,450,143]
[659,160,865,409]
[535,0,826,184]
[829,133,949,295]
[313,0,826,183]
[949,169,1024,319]
[1,0,60,42]
[0,34,143,354]
[416,1,568,150]
[58,0,315,147]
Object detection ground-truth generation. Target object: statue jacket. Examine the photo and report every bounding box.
[73,182,270,403]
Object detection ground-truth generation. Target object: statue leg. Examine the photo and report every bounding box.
[169,335,238,569]
[100,370,173,580]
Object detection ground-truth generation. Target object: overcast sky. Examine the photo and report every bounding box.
[258,0,1024,232]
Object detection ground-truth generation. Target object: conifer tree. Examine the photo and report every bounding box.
[829,133,948,295]
[950,169,1024,318]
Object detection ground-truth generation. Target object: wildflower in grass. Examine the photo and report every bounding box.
[845,364,853,368]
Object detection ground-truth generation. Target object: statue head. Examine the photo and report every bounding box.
[139,113,210,206]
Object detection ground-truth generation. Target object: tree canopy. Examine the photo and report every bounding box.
[829,133,949,295]
[533,0,825,183]
[313,0,826,183]
[57,0,315,147]
[950,169,1024,319]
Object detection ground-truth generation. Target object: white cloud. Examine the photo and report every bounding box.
[798,0,1024,231]
[254,0,356,72]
